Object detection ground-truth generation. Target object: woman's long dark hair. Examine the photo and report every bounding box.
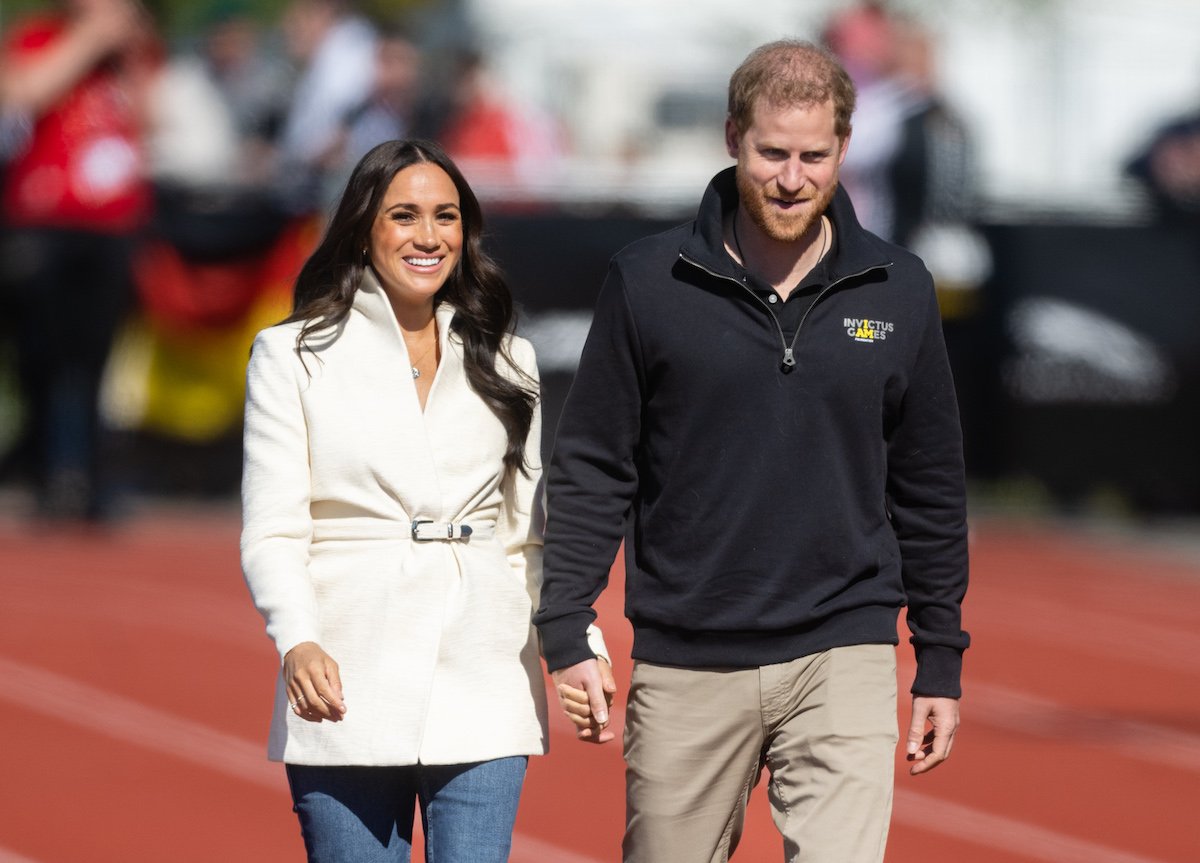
[284,139,537,475]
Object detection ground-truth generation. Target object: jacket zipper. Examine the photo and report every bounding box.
[679,252,890,369]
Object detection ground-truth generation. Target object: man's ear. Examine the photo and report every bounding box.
[837,129,852,166]
[725,117,740,159]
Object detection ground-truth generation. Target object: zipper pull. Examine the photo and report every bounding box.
[782,348,796,368]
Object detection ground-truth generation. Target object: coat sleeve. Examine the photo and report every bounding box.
[886,282,971,698]
[499,337,609,665]
[534,263,642,671]
[240,328,322,663]
[497,336,545,606]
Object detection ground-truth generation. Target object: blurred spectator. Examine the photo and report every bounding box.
[198,0,291,179]
[332,23,424,191]
[144,46,240,189]
[824,3,992,482]
[95,6,301,475]
[823,4,988,295]
[885,18,979,250]
[1126,109,1200,226]
[823,1,908,240]
[140,3,290,259]
[0,89,32,163]
[0,0,160,520]
[276,0,376,215]
[438,50,569,199]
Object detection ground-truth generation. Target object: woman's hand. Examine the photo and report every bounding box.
[283,642,347,723]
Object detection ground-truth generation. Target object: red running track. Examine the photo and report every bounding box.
[1,506,1198,862]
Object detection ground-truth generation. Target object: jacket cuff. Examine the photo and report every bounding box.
[911,644,964,698]
[585,623,611,667]
[537,612,599,672]
[275,626,323,666]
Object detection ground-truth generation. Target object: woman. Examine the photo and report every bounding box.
[240,139,609,862]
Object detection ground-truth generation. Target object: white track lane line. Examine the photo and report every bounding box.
[3,656,1180,863]
[893,658,1200,775]
[0,849,46,863]
[893,790,1174,863]
[1,657,606,863]
[969,680,1200,774]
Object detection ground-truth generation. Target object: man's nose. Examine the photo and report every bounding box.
[777,160,805,194]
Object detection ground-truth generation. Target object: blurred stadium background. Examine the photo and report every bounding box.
[1,1,1199,861]
[4,0,1200,514]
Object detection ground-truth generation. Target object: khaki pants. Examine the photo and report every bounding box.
[622,644,898,863]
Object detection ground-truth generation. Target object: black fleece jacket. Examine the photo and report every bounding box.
[534,168,970,698]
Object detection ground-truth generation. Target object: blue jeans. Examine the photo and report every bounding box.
[286,757,527,863]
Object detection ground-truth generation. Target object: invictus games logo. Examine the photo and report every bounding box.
[845,317,895,343]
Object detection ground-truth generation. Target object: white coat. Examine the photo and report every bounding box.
[240,269,602,765]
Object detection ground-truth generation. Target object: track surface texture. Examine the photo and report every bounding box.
[1,501,1198,862]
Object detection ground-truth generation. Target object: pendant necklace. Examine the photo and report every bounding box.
[731,211,829,281]
[407,327,437,379]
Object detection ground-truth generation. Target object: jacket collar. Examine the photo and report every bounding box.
[353,266,459,353]
[679,166,893,284]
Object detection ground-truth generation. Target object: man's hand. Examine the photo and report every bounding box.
[551,657,617,744]
[906,695,959,775]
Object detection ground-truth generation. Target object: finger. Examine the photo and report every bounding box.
[289,691,323,723]
[557,696,593,720]
[563,712,593,730]
[585,678,609,727]
[325,659,346,709]
[931,723,956,762]
[907,728,935,756]
[557,684,590,707]
[311,678,346,720]
[909,746,944,774]
[597,667,616,710]
[577,724,615,745]
[309,693,340,721]
[909,730,949,775]
[296,679,338,721]
[598,659,617,700]
[296,654,344,720]
[906,709,930,758]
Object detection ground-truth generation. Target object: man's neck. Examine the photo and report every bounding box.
[727,208,831,300]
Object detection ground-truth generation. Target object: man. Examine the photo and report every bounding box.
[533,40,969,863]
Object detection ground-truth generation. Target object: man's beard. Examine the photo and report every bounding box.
[737,169,837,244]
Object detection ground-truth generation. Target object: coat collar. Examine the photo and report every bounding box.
[679,166,893,284]
[353,266,459,357]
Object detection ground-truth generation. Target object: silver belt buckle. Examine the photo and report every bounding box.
[411,519,474,541]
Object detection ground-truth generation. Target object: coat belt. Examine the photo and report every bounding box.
[410,518,493,541]
[310,518,496,542]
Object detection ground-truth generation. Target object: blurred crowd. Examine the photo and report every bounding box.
[0,0,568,521]
[0,0,1194,522]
